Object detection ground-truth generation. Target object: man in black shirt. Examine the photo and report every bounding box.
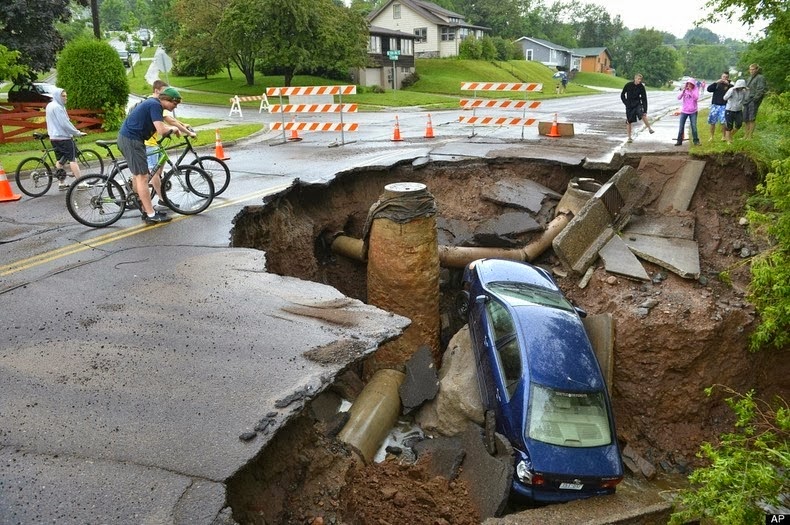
[707,71,731,141]
[620,73,655,143]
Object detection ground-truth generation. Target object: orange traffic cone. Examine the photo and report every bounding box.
[0,165,22,202]
[424,113,435,139]
[547,113,561,138]
[214,129,230,160]
[287,115,302,142]
[391,115,403,142]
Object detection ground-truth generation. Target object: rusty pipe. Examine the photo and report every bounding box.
[330,212,572,269]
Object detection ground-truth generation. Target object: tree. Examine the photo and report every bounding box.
[615,29,681,86]
[684,27,721,45]
[99,0,126,31]
[0,45,29,83]
[215,0,270,85]
[683,44,734,79]
[0,0,73,80]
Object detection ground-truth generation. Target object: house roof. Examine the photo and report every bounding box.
[368,0,489,30]
[572,47,611,59]
[369,25,417,40]
[514,36,572,53]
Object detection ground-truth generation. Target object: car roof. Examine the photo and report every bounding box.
[472,259,559,292]
[511,303,604,391]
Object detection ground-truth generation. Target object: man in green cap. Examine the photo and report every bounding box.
[117,86,183,224]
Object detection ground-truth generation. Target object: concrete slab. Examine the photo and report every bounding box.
[399,345,440,414]
[623,233,701,279]
[0,248,409,523]
[474,211,542,246]
[482,178,562,214]
[414,435,465,480]
[599,234,650,281]
[637,156,705,212]
[623,211,696,241]
[459,424,513,520]
[582,313,616,392]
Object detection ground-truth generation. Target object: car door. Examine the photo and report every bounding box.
[468,291,495,410]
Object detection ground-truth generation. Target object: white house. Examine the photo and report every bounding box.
[367,0,490,58]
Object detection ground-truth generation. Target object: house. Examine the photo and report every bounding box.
[351,26,416,90]
[572,47,613,74]
[367,0,490,58]
[513,37,572,69]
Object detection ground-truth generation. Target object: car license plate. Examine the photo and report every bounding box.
[559,482,583,490]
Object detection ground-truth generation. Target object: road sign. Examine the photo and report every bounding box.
[387,50,400,61]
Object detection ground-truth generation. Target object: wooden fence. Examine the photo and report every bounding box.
[0,103,103,143]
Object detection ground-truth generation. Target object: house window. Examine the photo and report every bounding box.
[459,28,470,39]
[414,27,427,43]
[393,4,401,19]
[368,36,381,54]
[401,40,413,55]
[526,49,533,60]
[441,27,455,41]
[389,38,398,51]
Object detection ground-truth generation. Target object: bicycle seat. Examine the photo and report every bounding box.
[33,132,49,140]
[95,139,118,147]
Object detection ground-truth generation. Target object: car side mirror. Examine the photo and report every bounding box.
[575,306,588,318]
[475,295,488,305]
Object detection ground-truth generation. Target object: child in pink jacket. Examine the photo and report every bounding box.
[676,78,700,146]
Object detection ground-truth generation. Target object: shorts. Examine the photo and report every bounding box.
[146,145,161,172]
[743,98,762,122]
[708,104,726,125]
[725,110,743,131]
[117,133,149,176]
[51,139,77,163]
[625,105,644,124]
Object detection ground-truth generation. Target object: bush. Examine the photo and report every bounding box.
[56,38,129,130]
[459,36,482,60]
[400,72,420,89]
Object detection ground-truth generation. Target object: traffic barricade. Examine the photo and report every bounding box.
[228,93,270,118]
[266,85,358,146]
[458,82,542,139]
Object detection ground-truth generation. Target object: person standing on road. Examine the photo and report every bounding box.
[743,63,766,139]
[675,78,701,146]
[620,73,655,143]
[723,78,748,144]
[706,71,731,141]
[45,88,86,191]
[117,87,182,224]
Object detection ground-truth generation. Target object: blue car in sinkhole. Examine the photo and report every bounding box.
[459,258,623,502]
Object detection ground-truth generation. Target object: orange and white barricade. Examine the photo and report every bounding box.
[228,93,270,118]
[266,85,358,146]
[459,82,542,139]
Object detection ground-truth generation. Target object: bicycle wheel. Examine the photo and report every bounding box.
[190,156,230,196]
[161,165,214,215]
[66,174,127,228]
[15,157,53,197]
[76,148,105,175]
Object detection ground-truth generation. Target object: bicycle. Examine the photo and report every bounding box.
[65,132,214,228]
[14,132,104,197]
[164,132,231,196]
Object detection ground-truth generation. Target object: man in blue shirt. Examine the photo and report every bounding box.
[117,87,182,224]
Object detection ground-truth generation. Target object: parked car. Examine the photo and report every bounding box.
[117,49,131,67]
[7,82,56,103]
[138,28,151,46]
[460,258,623,503]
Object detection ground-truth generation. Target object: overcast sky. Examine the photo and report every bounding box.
[554,0,763,41]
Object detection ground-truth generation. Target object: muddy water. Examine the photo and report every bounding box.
[227,154,785,524]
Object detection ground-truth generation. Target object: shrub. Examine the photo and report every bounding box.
[56,38,129,130]
[459,36,482,60]
[400,72,420,89]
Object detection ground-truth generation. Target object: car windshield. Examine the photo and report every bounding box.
[488,282,574,312]
[527,383,612,447]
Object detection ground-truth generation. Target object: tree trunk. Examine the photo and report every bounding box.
[91,0,101,38]
[226,63,233,81]
[284,68,295,87]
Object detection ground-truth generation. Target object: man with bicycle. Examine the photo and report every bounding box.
[45,88,87,190]
[117,87,183,224]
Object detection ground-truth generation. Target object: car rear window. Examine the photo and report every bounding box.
[489,282,574,312]
[527,383,612,447]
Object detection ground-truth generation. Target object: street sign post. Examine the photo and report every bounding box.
[386,50,401,89]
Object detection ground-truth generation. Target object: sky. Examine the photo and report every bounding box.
[549,0,763,41]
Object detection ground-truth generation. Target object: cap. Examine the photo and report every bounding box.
[161,87,181,100]
[734,79,747,89]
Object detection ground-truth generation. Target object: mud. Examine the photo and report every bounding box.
[227,153,786,524]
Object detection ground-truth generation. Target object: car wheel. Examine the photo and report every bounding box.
[455,290,470,320]
[484,410,497,455]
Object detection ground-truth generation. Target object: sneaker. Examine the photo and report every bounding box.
[58,182,69,191]
[649,129,655,134]
[675,142,683,146]
[626,138,633,143]
[693,141,701,145]
[142,211,172,224]
[76,181,95,190]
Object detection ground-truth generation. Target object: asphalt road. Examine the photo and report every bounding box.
[0,90,703,523]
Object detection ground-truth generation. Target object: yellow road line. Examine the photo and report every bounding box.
[0,184,289,277]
